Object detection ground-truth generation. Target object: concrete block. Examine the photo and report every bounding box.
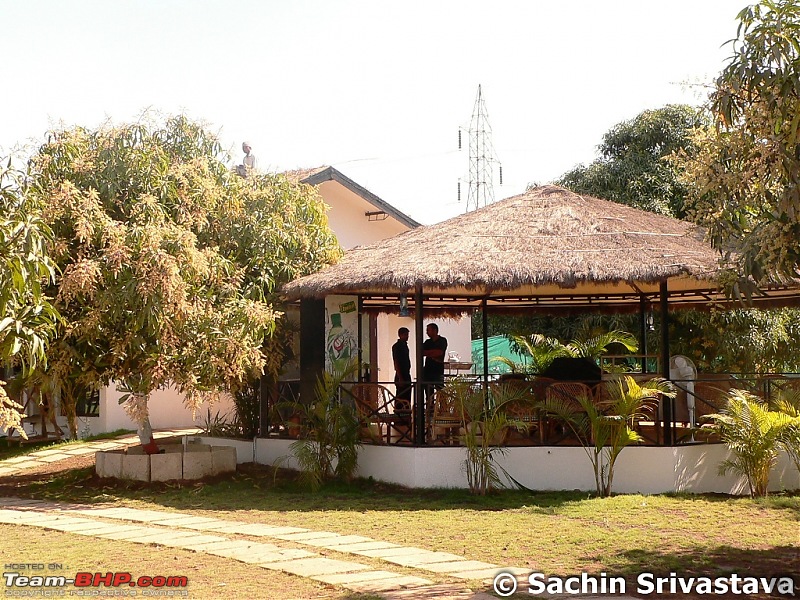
[120,454,150,481]
[185,443,211,453]
[183,451,212,480]
[151,451,183,481]
[211,446,237,475]
[96,451,123,479]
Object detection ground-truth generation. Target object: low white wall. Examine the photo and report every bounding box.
[245,440,799,496]
[91,384,236,436]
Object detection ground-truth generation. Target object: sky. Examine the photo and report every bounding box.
[1,0,744,224]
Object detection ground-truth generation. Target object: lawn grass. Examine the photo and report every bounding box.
[3,524,382,600]
[14,463,800,593]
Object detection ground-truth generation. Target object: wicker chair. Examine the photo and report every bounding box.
[430,387,467,445]
[351,383,407,444]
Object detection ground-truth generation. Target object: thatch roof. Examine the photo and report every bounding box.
[284,186,721,302]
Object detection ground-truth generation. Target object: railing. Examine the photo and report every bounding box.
[266,373,800,447]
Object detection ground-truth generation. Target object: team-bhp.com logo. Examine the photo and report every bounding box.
[5,572,188,589]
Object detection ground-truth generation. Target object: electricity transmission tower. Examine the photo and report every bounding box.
[458,84,502,212]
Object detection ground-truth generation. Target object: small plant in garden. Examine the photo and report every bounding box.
[542,376,674,497]
[287,362,361,491]
[706,389,799,497]
[444,378,526,495]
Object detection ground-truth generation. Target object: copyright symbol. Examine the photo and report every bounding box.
[493,571,518,597]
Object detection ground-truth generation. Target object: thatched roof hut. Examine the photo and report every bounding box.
[285,186,714,301]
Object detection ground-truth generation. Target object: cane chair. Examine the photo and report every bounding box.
[430,386,467,445]
[351,383,406,444]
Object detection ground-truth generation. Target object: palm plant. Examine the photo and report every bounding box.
[288,362,361,491]
[498,330,638,375]
[542,376,673,497]
[769,384,800,476]
[445,378,526,495]
[705,389,798,497]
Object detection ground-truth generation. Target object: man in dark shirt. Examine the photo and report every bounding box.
[422,323,448,405]
[392,327,412,416]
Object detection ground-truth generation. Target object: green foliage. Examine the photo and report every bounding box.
[232,381,260,438]
[501,329,638,375]
[669,307,800,373]
[0,162,60,436]
[25,115,340,430]
[555,105,707,217]
[676,0,800,283]
[705,389,799,497]
[288,363,362,491]
[542,376,674,497]
[442,378,526,495]
[768,383,800,476]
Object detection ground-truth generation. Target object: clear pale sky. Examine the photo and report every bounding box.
[1,0,743,224]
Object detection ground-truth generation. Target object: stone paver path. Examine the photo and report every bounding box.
[0,432,638,599]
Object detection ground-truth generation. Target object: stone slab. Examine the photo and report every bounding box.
[43,519,117,532]
[150,516,222,526]
[34,454,73,463]
[0,512,70,524]
[313,571,408,585]
[211,446,237,475]
[182,451,212,480]
[272,530,338,541]
[333,541,400,552]
[27,448,69,456]
[62,447,99,456]
[2,456,45,464]
[71,525,147,537]
[238,548,316,564]
[120,454,150,481]
[208,523,308,536]
[180,540,250,552]
[175,520,236,531]
[345,576,433,592]
[299,535,374,548]
[259,557,371,577]
[351,546,427,558]
[95,452,123,479]
[383,551,467,566]
[2,461,40,470]
[156,534,228,548]
[0,468,17,476]
[119,530,202,544]
[94,526,167,540]
[150,452,183,482]
[407,560,497,573]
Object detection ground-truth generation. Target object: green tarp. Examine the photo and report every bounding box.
[471,335,529,375]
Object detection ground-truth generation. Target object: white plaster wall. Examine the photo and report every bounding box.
[94,384,236,436]
[319,181,410,250]
[377,314,473,385]
[250,440,799,495]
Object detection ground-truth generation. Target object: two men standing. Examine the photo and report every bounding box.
[392,323,448,410]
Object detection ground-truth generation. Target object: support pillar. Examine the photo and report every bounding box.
[660,282,674,445]
[414,284,425,445]
[300,298,326,406]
